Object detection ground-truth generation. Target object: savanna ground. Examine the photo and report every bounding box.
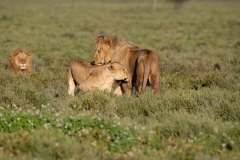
[0,0,240,159]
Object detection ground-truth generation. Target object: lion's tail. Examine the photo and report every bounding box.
[142,55,151,93]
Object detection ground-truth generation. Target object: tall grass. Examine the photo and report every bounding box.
[0,0,240,159]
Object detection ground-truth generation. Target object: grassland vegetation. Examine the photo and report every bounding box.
[0,0,239,159]
[166,0,189,9]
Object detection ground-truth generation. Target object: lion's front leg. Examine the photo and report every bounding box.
[120,81,132,97]
[113,86,122,96]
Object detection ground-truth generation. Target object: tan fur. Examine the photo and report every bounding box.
[6,48,32,75]
[92,35,160,96]
[135,49,160,95]
[68,60,131,96]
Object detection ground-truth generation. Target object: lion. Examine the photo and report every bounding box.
[135,49,160,95]
[6,48,32,75]
[91,35,160,96]
[68,60,131,96]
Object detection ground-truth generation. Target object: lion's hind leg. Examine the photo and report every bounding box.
[149,62,160,95]
[135,59,145,94]
[149,74,159,95]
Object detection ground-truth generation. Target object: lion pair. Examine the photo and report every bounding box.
[69,35,160,96]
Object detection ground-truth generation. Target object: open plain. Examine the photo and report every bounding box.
[0,0,239,159]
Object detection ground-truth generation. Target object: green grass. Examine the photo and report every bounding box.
[0,0,240,159]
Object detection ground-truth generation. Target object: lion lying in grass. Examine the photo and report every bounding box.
[68,60,131,96]
[6,48,32,75]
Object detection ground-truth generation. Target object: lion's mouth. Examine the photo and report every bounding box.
[123,78,129,81]
[20,66,26,70]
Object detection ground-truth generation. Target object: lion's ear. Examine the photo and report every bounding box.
[105,38,112,46]
[10,52,18,57]
[132,45,139,51]
[27,53,32,57]
[108,65,114,71]
[10,48,24,57]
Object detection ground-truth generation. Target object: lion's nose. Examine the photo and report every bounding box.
[90,61,95,65]
[21,61,25,64]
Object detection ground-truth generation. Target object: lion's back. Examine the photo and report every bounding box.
[69,60,92,85]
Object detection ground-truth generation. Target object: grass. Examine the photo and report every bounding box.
[0,0,240,159]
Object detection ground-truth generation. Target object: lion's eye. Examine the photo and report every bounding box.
[98,50,100,54]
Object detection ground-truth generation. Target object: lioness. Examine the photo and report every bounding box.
[91,35,160,96]
[68,60,130,96]
[135,49,160,95]
[6,48,32,75]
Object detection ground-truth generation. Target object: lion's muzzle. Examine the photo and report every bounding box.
[123,78,129,81]
[20,66,26,70]
[19,61,27,70]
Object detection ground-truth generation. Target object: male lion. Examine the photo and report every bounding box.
[68,60,130,96]
[6,48,32,75]
[91,35,160,96]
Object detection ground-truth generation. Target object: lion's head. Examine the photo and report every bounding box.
[91,35,139,66]
[92,37,112,65]
[6,48,32,74]
[108,62,131,82]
